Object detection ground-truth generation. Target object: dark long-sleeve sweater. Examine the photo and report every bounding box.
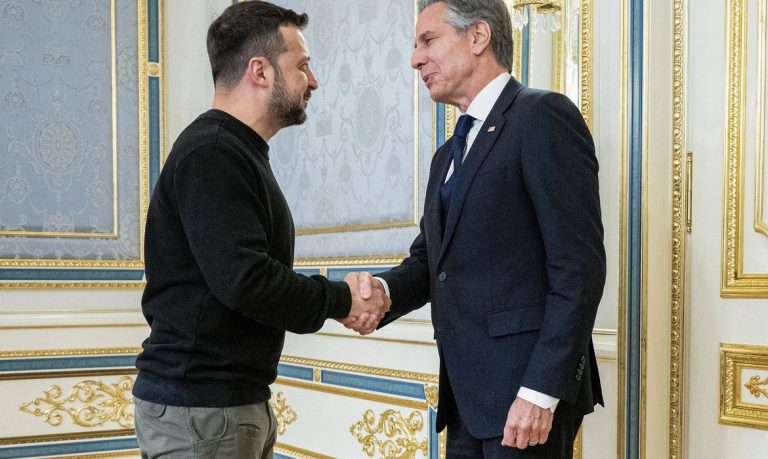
[133,109,351,407]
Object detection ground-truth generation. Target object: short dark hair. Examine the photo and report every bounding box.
[206,1,309,88]
[418,0,513,71]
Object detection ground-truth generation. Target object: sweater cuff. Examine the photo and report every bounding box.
[327,280,352,319]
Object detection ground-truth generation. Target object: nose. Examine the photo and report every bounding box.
[307,67,318,91]
[411,45,425,70]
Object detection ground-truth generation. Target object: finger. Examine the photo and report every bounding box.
[347,313,370,329]
[515,425,530,449]
[336,316,356,326]
[360,316,378,334]
[357,272,372,299]
[501,426,516,447]
[533,414,553,444]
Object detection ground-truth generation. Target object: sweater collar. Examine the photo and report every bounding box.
[204,109,270,159]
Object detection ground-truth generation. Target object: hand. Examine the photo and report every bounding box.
[501,397,554,449]
[338,272,390,335]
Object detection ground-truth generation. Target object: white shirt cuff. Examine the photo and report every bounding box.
[373,277,390,298]
[517,387,559,413]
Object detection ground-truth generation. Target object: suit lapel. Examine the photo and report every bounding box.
[425,146,453,258]
[437,78,524,264]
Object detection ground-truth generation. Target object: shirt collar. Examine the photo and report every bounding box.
[462,72,512,122]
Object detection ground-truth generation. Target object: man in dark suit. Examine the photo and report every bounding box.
[344,0,605,456]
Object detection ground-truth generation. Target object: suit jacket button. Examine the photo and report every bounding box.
[438,272,447,282]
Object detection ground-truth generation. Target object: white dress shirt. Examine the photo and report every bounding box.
[377,72,559,412]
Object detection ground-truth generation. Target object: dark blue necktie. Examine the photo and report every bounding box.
[440,114,475,230]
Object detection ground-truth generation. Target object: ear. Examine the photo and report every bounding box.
[469,21,492,56]
[246,57,272,88]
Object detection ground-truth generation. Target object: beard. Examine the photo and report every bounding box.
[268,69,310,128]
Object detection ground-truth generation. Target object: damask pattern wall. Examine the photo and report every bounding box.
[271,0,434,258]
[0,1,141,262]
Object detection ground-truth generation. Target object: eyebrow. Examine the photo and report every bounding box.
[415,31,433,46]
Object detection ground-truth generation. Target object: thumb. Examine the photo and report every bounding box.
[358,272,372,299]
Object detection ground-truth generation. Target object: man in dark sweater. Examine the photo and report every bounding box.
[132,2,390,458]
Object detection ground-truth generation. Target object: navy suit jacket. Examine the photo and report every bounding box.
[378,77,606,439]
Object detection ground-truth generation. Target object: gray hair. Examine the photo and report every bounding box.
[417,0,513,72]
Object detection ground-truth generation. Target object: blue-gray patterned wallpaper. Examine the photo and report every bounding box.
[270,0,433,258]
[0,0,140,260]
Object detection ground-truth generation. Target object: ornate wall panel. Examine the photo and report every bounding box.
[260,0,432,260]
[0,0,160,287]
[722,0,768,297]
[269,0,423,241]
[0,348,140,458]
[669,0,686,456]
[720,344,768,430]
[0,347,444,459]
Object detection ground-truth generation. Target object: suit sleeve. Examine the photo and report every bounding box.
[374,148,445,327]
[376,214,431,328]
[518,92,606,403]
[174,146,351,334]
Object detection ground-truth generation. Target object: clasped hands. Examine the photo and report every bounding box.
[338,272,389,335]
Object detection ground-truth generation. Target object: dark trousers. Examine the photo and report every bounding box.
[445,399,582,459]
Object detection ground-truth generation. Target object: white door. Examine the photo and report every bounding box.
[686,0,768,456]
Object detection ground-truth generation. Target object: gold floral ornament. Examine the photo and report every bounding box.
[745,375,768,399]
[19,376,135,428]
[424,384,438,410]
[350,409,428,459]
[269,391,298,435]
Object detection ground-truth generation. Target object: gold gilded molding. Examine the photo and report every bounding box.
[0,369,136,382]
[0,428,133,446]
[720,343,768,430]
[0,260,143,268]
[19,376,135,428]
[553,25,564,94]
[275,377,428,411]
[46,452,140,459]
[270,391,298,435]
[280,355,439,384]
[439,430,447,459]
[161,0,168,166]
[723,0,768,296]
[350,409,428,459]
[756,0,768,239]
[313,368,321,382]
[745,375,768,399]
[669,0,686,456]
[580,0,593,129]
[573,426,583,459]
[293,255,406,267]
[424,384,438,410]
[0,323,146,330]
[0,281,145,289]
[314,332,437,347]
[0,348,141,359]
[445,104,458,141]
[617,0,630,455]
[275,443,335,459]
[138,0,150,265]
[757,0,768,239]
[513,28,523,81]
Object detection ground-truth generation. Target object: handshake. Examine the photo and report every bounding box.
[338,272,390,335]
